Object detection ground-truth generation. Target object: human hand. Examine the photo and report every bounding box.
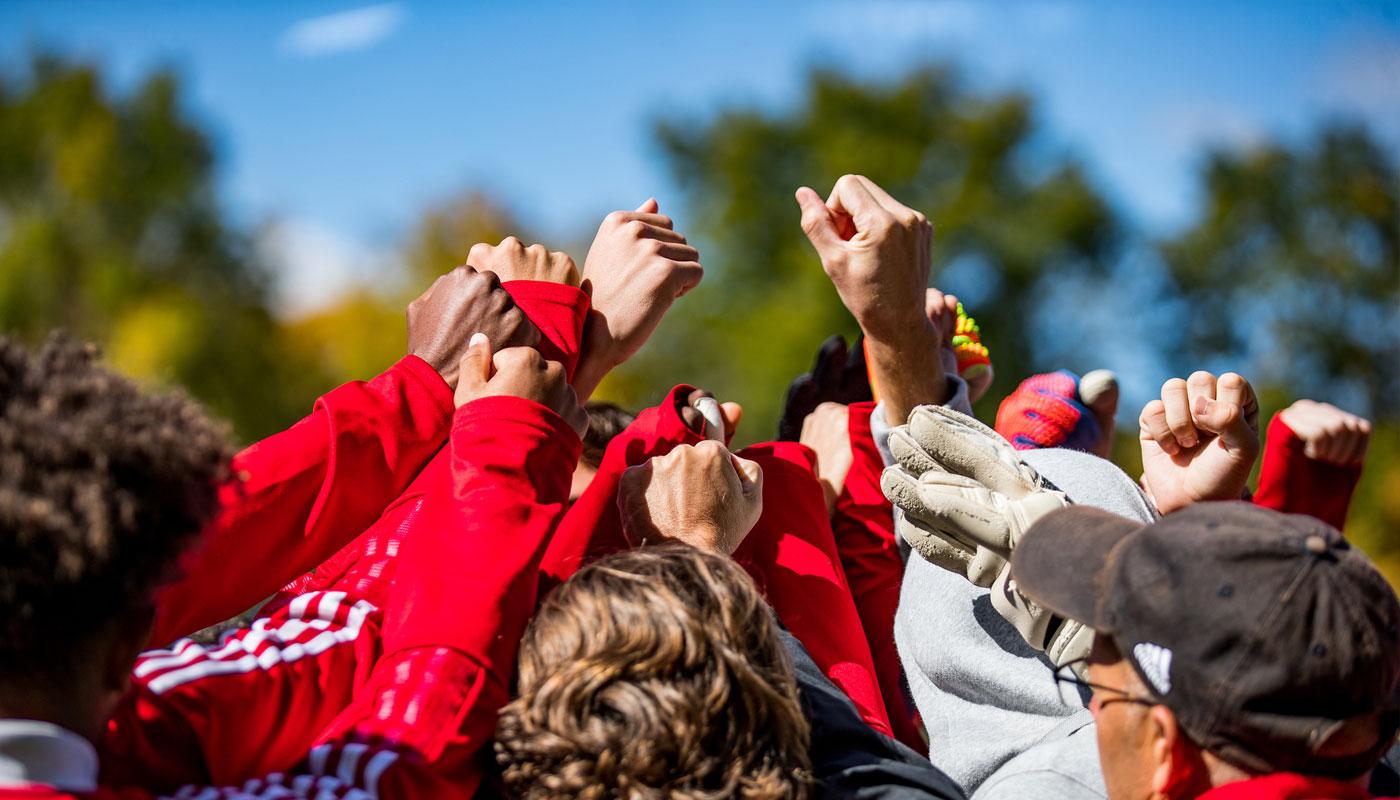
[617,440,764,555]
[406,266,540,389]
[454,333,588,436]
[995,369,1119,457]
[801,402,854,515]
[676,388,743,443]
[795,175,933,342]
[575,199,704,400]
[466,236,580,286]
[1276,399,1371,465]
[1139,371,1260,515]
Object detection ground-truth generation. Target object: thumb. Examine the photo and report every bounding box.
[453,332,494,408]
[730,453,764,499]
[796,186,842,253]
[1192,396,1254,451]
[461,332,493,384]
[635,197,659,213]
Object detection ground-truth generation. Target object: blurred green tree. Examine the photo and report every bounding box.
[285,191,529,388]
[605,67,1118,440]
[0,55,316,441]
[1158,123,1399,419]
[1157,123,1400,576]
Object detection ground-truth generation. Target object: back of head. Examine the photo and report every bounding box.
[497,545,812,799]
[0,334,232,690]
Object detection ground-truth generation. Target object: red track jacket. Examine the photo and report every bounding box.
[9,394,582,799]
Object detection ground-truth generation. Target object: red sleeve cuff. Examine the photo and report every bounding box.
[393,354,457,421]
[502,281,589,380]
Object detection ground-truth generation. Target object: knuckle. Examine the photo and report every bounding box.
[626,219,648,238]
[604,210,628,228]
[1187,370,1215,386]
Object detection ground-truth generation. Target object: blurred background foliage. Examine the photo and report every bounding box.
[1,55,1397,576]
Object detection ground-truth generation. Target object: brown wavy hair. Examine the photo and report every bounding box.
[496,545,812,799]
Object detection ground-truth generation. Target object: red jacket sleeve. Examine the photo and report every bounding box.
[102,590,384,792]
[831,400,923,748]
[281,281,591,608]
[732,440,892,739]
[1254,413,1363,531]
[538,384,704,587]
[315,395,581,797]
[149,355,455,647]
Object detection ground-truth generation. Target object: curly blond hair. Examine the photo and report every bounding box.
[496,545,812,799]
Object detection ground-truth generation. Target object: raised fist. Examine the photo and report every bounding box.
[1139,371,1260,515]
[575,199,704,399]
[454,334,587,436]
[795,175,932,342]
[466,236,580,286]
[1276,399,1371,465]
[617,440,763,555]
[407,266,539,389]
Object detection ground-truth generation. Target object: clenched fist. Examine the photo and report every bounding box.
[617,440,764,555]
[1277,399,1371,465]
[1139,371,1260,515]
[575,199,704,400]
[795,175,933,342]
[454,333,587,436]
[466,236,580,286]
[407,266,539,389]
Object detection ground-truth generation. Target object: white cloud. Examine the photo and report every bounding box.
[1155,101,1266,156]
[279,3,405,58]
[257,219,393,317]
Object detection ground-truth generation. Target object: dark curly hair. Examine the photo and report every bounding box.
[496,545,812,799]
[0,334,233,682]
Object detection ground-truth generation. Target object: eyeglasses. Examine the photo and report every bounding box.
[1053,658,1159,713]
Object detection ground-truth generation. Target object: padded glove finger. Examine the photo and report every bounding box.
[889,426,943,476]
[906,405,1042,497]
[895,510,978,576]
[913,472,1070,558]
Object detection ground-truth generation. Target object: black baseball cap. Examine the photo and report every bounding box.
[1011,501,1400,779]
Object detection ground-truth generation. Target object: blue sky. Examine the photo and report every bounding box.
[2,1,1397,316]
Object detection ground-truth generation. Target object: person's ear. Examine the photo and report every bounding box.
[1149,705,1204,799]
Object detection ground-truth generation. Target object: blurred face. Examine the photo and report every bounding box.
[1087,634,1159,800]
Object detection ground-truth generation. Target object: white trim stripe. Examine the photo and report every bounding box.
[146,595,376,694]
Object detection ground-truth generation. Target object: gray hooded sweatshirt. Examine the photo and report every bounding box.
[871,402,1158,799]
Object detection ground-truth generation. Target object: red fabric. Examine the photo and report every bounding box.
[732,440,892,738]
[1254,414,1363,531]
[832,400,923,748]
[148,354,456,646]
[538,384,705,587]
[538,386,893,735]
[1197,771,1383,799]
[88,396,580,800]
[281,280,589,607]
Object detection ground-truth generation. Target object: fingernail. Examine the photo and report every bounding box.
[469,332,487,348]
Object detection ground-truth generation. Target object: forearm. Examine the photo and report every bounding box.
[1254,414,1362,530]
[865,324,949,427]
[321,396,580,786]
